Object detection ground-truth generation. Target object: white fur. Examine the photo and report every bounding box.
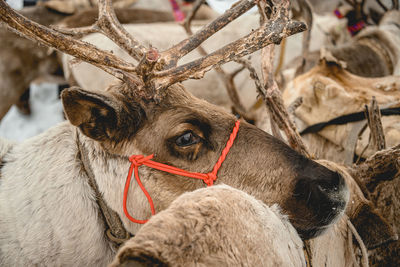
[0,123,118,266]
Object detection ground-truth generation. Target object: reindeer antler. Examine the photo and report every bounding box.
[96,0,147,61]
[0,0,136,77]
[0,0,306,100]
[344,0,367,21]
[152,1,306,90]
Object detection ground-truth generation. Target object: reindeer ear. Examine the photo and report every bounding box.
[118,258,168,267]
[351,202,398,249]
[115,248,168,267]
[62,86,146,143]
[61,87,119,141]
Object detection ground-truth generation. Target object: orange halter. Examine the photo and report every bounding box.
[123,120,241,224]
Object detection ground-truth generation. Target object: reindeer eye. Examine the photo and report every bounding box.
[176,132,201,147]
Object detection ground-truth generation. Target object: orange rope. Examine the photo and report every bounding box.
[123,120,241,224]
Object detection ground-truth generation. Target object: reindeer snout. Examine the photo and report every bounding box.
[295,165,349,230]
[314,172,348,213]
[315,170,344,195]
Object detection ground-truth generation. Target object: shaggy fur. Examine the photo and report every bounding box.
[111,185,305,267]
[365,166,400,266]
[0,124,115,266]
[0,137,14,176]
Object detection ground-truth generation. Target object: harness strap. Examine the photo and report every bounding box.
[300,106,400,135]
[303,240,313,267]
[123,120,241,224]
[77,133,132,247]
[347,219,369,267]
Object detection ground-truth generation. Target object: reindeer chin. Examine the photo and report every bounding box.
[297,225,331,239]
[296,196,348,239]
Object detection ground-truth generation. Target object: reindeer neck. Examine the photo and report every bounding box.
[0,122,115,266]
[75,129,133,246]
[76,130,149,235]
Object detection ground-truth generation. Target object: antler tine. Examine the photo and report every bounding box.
[392,0,399,10]
[153,2,306,90]
[376,0,389,11]
[160,0,257,68]
[0,0,135,74]
[182,0,206,36]
[345,0,367,20]
[257,0,309,157]
[96,0,147,62]
[50,0,148,61]
[182,0,247,116]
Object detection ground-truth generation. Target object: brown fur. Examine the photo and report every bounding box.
[366,171,400,267]
[329,42,391,77]
[285,10,400,79]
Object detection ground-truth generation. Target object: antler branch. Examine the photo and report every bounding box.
[160,0,257,67]
[376,0,389,11]
[182,0,206,35]
[1,0,306,103]
[96,0,147,61]
[181,0,247,115]
[0,0,136,72]
[254,0,310,157]
[349,144,400,192]
[261,45,309,157]
[154,18,306,89]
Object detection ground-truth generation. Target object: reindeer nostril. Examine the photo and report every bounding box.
[317,183,340,195]
[317,185,327,192]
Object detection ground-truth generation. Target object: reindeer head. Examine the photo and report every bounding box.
[0,0,348,239]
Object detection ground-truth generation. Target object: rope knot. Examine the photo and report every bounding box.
[205,172,217,186]
[129,155,153,167]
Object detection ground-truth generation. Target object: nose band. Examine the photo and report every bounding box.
[123,120,241,224]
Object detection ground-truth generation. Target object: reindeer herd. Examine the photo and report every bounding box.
[0,0,399,266]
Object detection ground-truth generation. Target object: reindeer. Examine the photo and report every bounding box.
[289,3,400,78]
[0,0,349,265]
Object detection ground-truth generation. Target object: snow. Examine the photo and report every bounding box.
[6,0,23,10]
[0,83,64,142]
